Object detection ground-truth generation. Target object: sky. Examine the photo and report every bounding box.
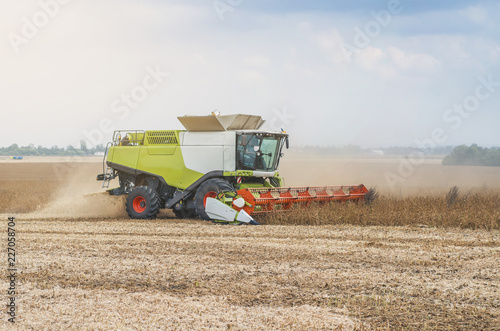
[1,0,499,149]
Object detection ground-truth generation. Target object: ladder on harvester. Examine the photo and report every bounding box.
[97,142,116,188]
[102,165,114,188]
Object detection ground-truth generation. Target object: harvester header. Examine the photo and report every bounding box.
[97,113,368,224]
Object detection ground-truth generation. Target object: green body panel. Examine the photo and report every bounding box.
[223,170,254,177]
[223,170,285,189]
[135,146,203,190]
[223,170,280,177]
[107,129,285,191]
[108,130,204,190]
[239,182,273,189]
[272,176,285,187]
[146,146,177,155]
[108,146,141,170]
[237,177,284,189]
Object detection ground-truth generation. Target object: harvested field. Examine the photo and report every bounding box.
[1,157,499,329]
[1,219,499,329]
[1,158,499,229]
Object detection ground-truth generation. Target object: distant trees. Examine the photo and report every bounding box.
[80,140,88,154]
[381,146,453,155]
[292,145,453,156]
[0,142,105,156]
[293,144,365,155]
[442,144,500,166]
[4,141,497,164]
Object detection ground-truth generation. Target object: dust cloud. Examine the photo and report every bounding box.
[23,161,128,219]
[3,154,500,219]
[280,153,500,196]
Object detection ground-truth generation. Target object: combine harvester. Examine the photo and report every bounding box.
[97,114,368,224]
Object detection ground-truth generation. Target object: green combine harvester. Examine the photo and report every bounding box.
[97,114,368,224]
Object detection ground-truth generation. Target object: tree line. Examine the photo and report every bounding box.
[0,141,105,156]
[293,145,454,155]
[442,144,500,166]
[2,141,497,166]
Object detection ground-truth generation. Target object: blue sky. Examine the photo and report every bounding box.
[1,0,499,148]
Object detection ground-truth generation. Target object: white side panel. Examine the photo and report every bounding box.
[183,132,230,146]
[180,131,236,173]
[223,131,236,145]
[178,131,186,144]
[223,146,236,172]
[181,146,224,174]
[223,131,236,172]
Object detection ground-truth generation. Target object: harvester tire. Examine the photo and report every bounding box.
[195,178,233,220]
[126,186,160,219]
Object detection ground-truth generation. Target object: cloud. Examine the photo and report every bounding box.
[355,46,396,78]
[297,23,349,67]
[231,0,498,15]
[312,29,344,51]
[388,47,440,72]
[1,0,499,148]
[461,5,489,24]
[239,69,267,83]
[243,55,272,67]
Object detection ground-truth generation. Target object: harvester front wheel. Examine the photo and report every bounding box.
[195,178,233,220]
[126,186,160,219]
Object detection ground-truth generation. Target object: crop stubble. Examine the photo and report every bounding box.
[1,220,498,330]
[0,158,499,329]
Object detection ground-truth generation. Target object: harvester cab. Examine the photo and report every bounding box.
[97,113,368,224]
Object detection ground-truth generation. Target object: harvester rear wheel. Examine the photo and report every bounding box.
[195,178,233,220]
[126,186,160,219]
